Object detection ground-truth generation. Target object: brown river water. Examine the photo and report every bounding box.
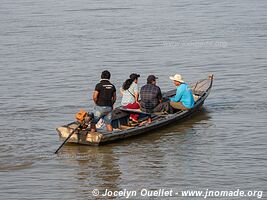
[0,0,266,199]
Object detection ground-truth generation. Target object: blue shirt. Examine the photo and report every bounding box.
[169,83,194,109]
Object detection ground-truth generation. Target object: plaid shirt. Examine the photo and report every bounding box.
[140,83,162,109]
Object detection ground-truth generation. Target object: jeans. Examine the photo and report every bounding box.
[92,105,113,125]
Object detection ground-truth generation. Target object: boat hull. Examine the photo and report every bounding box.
[56,74,213,146]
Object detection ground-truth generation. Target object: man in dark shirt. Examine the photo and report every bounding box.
[91,70,116,132]
[140,75,170,115]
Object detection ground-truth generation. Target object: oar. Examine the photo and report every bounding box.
[54,122,83,154]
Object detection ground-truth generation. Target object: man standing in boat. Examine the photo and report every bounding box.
[90,70,116,132]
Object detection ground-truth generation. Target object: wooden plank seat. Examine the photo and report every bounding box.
[119,107,143,113]
[119,107,169,116]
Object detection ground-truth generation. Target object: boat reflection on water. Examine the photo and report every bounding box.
[116,107,212,146]
[56,108,211,199]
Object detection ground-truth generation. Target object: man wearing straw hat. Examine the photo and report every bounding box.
[169,74,195,110]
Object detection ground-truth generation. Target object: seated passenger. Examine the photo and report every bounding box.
[120,73,140,122]
[140,75,170,114]
[169,74,194,110]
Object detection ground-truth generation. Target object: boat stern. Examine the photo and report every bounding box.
[56,125,103,145]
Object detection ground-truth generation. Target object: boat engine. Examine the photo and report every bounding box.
[75,109,94,129]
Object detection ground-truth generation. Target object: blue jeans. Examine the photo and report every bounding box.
[92,106,113,125]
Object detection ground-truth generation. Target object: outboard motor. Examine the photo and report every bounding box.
[75,109,94,129]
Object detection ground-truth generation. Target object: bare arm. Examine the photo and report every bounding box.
[112,92,116,105]
[134,92,139,102]
[93,91,99,104]
[120,88,124,96]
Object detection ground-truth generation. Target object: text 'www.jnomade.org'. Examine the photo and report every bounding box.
[91,188,263,199]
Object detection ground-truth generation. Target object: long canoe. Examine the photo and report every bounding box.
[56,74,214,146]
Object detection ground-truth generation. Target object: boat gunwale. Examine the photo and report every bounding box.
[98,76,213,143]
[57,75,213,145]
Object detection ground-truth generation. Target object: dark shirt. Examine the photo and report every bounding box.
[140,83,162,110]
[95,80,116,107]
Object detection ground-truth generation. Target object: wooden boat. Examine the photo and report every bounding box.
[56,74,214,146]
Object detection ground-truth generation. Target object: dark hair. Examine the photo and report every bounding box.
[101,70,111,79]
[130,73,140,81]
[147,75,157,84]
[122,79,133,90]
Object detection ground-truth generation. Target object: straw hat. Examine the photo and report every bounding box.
[169,74,184,83]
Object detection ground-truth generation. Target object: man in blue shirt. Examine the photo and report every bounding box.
[169,74,195,110]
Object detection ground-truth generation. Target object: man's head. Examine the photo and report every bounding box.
[169,74,184,86]
[130,73,140,83]
[147,75,158,85]
[173,81,181,86]
[101,70,111,79]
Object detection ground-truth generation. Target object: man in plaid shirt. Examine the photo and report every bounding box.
[140,75,170,114]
